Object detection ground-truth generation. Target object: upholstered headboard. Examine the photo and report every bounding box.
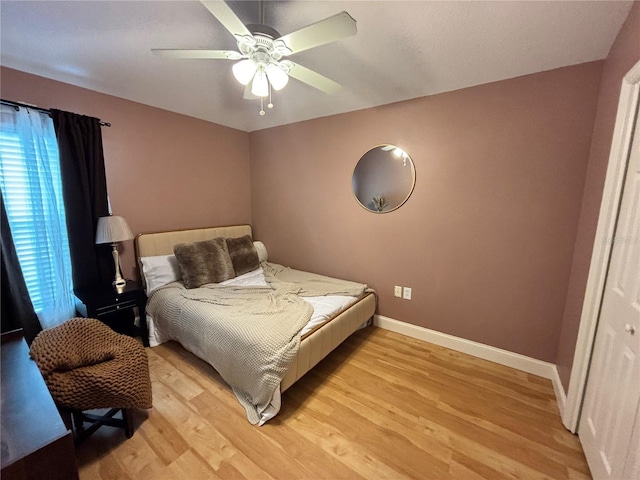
[135,224,252,258]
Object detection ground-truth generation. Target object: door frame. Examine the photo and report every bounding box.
[564,59,640,433]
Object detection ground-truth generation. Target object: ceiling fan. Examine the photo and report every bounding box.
[152,1,357,115]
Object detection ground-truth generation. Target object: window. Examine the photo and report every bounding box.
[0,104,75,329]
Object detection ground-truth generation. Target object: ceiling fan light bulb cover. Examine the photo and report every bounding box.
[251,70,269,97]
[266,63,289,90]
[232,59,257,85]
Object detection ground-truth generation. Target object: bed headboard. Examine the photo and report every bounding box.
[135,224,252,258]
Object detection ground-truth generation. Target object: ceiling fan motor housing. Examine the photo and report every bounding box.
[246,24,280,40]
[237,25,291,72]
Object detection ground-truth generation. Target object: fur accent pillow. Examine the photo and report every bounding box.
[173,237,235,288]
[226,235,260,276]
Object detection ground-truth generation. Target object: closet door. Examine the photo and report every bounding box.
[578,106,640,479]
[622,404,640,479]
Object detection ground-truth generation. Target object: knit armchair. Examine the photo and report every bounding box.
[30,317,152,442]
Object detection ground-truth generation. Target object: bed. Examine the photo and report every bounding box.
[135,224,376,424]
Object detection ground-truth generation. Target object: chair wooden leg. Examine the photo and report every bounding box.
[67,408,135,444]
[123,409,133,438]
[72,410,86,438]
[57,407,73,431]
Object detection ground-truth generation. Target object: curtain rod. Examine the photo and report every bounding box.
[0,99,111,127]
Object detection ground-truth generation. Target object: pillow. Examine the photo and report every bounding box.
[225,235,260,276]
[253,241,268,263]
[139,254,181,295]
[173,237,235,288]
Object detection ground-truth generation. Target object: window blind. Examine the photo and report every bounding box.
[0,105,75,328]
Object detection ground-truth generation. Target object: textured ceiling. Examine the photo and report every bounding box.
[0,1,633,132]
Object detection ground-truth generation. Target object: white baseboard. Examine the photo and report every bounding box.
[551,364,567,419]
[373,315,557,380]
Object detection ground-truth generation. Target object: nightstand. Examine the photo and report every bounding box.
[74,280,149,347]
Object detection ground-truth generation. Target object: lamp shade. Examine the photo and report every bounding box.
[232,59,257,86]
[95,215,133,244]
[251,68,269,97]
[266,63,289,91]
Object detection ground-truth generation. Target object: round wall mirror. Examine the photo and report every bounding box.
[352,144,416,213]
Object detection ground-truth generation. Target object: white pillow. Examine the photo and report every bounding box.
[139,254,182,295]
[220,267,268,287]
[253,241,268,263]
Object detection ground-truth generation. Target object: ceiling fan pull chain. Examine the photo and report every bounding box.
[259,96,265,116]
[268,82,274,109]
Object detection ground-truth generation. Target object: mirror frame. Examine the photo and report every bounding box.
[352,144,416,214]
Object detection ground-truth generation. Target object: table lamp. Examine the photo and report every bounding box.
[95,215,134,291]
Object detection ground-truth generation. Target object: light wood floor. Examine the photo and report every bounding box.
[75,327,591,479]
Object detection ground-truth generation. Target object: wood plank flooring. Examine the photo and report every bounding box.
[75,327,591,479]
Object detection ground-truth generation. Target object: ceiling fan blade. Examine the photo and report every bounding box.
[287,62,342,95]
[200,1,252,39]
[276,11,356,55]
[152,49,241,59]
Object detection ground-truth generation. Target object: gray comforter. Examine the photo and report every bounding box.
[146,263,367,424]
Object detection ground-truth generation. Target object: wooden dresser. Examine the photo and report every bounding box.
[1,331,79,480]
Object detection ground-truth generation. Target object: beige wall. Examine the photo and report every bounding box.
[556,3,640,391]
[250,62,603,363]
[0,52,619,366]
[0,67,252,281]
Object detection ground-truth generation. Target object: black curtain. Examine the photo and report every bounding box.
[51,109,112,290]
[1,193,42,344]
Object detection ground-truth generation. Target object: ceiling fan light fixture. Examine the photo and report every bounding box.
[266,63,289,91]
[232,59,257,85]
[251,68,269,97]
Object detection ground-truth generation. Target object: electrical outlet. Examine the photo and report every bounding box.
[394,285,402,298]
[403,287,412,300]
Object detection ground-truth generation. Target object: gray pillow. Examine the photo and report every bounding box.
[173,237,235,288]
[226,235,260,276]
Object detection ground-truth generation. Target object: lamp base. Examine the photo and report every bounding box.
[113,278,126,294]
[111,244,127,293]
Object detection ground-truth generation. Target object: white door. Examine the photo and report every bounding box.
[623,404,640,479]
[579,106,640,479]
